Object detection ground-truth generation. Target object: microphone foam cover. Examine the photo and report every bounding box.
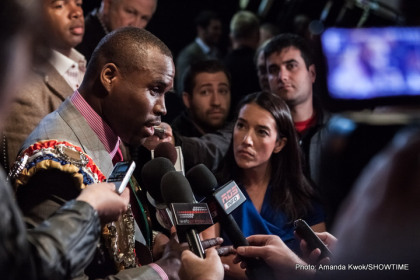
[161,170,195,204]
[154,142,178,165]
[186,164,218,196]
[141,157,175,202]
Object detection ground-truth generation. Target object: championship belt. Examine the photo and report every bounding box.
[13,140,138,271]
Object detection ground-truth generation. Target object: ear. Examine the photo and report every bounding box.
[273,137,287,154]
[309,64,316,83]
[100,63,119,94]
[182,92,192,109]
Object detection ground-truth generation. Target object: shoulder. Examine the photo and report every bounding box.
[14,140,106,191]
[177,42,205,61]
[21,100,82,152]
[171,112,202,138]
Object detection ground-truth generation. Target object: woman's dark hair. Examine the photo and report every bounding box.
[217,91,315,221]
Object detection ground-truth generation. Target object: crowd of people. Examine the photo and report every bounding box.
[1,0,419,279]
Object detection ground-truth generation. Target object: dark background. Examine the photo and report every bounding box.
[83,0,404,60]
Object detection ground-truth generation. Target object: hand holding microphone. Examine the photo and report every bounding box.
[143,122,174,150]
[140,141,185,230]
[141,156,176,230]
[186,164,276,280]
[161,170,213,258]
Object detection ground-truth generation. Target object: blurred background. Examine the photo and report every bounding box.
[83,0,407,59]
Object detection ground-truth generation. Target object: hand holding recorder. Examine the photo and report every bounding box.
[294,219,335,264]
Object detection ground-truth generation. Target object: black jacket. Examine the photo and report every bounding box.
[0,169,101,280]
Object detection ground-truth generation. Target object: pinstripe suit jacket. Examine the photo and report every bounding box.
[3,62,73,169]
[16,98,163,279]
[21,97,114,176]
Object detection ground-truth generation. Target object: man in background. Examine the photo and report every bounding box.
[224,10,260,117]
[2,0,86,170]
[264,33,329,187]
[77,0,158,62]
[172,59,231,137]
[176,10,223,94]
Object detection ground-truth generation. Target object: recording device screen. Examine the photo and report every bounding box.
[107,161,136,194]
[321,26,420,109]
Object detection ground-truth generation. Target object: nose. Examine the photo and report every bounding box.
[278,69,289,82]
[70,1,83,19]
[211,92,221,106]
[154,96,167,116]
[242,131,253,146]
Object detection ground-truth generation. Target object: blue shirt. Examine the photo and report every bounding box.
[222,184,325,253]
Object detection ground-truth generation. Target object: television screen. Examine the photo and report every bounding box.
[321,27,420,102]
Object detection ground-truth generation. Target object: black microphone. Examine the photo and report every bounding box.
[186,164,276,280]
[152,142,185,175]
[186,164,248,246]
[141,157,176,229]
[161,170,213,258]
[154,142,178,165]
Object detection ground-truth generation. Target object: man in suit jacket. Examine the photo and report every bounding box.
[0,1,131,279]
[13,27,182,280]
[77,0,158,63]
[2,0,86,170]
[175,10,223,94]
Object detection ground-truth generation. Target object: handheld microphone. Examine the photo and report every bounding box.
[186,164,248,246]
[154,142,178,165]
[151,142,185,175]
[161,170,213,258]
[141,157,176,229]
[186,164,276,280]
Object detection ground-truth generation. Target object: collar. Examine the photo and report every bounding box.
[195,37,211,55]
[294,113,317,134]
[70,90,121,159]
[49,49,86,77]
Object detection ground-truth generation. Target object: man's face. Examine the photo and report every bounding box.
[105,0,156,30]
[103,48,175,147]
[44,0,84,52]
[202,19,222,46]
[183,71,231,131]
[256,50,270,92]
[266,47,315,107]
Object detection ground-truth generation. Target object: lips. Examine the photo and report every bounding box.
[207,109,225,117]
[70,26,84,36]
[279,84,293,91]
[144,120,161,136]
[236,149,254,159]
[144,126,155,137]
[70,21,84,36]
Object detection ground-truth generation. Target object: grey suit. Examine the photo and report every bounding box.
[2,62,73,169]
[16,99,163,279]
[175,41,210,94]
[21,98,114,175]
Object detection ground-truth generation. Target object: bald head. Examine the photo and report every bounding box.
[85,26,172,81]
